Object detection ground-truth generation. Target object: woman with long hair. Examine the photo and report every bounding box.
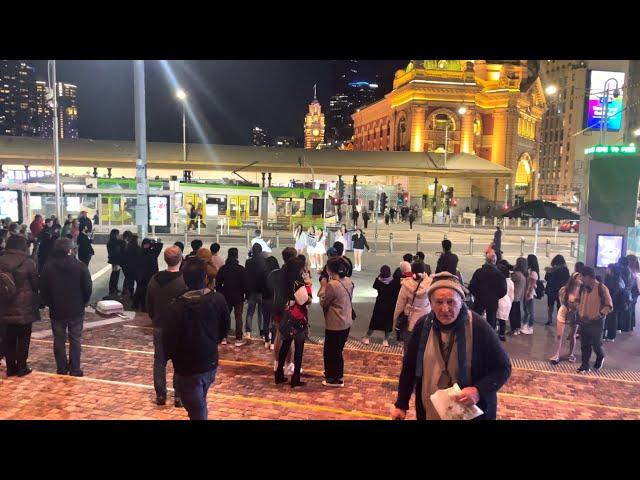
[351,228,370,272]
[544,255,570,326]
[522,254,540,335]
[627,254,640,330]
[550,272,582,364]
[275,255,311,388]
[314,227,326,272]
[293,223,306,255]
[306,226,317,269]
[335,224,347,250]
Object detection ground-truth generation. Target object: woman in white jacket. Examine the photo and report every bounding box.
[496,262,514,342]
[393,261,432,349]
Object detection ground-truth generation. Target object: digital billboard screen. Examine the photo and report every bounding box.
[585,70,625,132]
[0,190,20,222]
[595,234,624,268]
[149,196,169,227]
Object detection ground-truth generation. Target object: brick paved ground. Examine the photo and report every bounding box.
[1,314,639,420]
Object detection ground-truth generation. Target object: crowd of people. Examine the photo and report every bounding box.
[3,211,639,421]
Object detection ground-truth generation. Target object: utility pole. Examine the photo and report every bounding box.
[48,61,62,222]
[134,61,149,237]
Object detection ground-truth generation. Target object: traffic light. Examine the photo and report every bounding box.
[380,192,388,212]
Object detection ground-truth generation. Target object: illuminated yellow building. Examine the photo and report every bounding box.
[304,86,325,149]
[352,60,546,208]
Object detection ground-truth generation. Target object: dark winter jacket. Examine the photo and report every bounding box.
[435,251,459,275]
[122,241,139,275]
[605,274,627,312]
[77,233,95,264]
[145,270,187,326]
[39,252,92,320]
[493,229,502,252]
[544,264,570,298]
[161,289,230,375]
[0,249,40,325]
[352,234,370,250]
[368,276,401,332]
[469,263,507,310]
[79,216,92,233]
[107,238,126,266]
[215,257,247,306]
[37,226,56,267]
[267,267,286,317]
[395,310,512,420]
[136,242,163,284]
[245,254,269,295]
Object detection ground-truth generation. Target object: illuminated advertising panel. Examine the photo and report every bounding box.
[585,70,625,131]
[149,196,169,227]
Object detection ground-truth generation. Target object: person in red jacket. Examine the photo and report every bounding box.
[29,215,44,242]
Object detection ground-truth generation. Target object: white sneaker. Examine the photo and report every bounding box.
[244,332,251,340]
[269,343,275,351]
[361,337,370,345]
[285,363,295,376]
[512,329,521,336]
[234,340,247,347]
[382,339,390,347]
[221,338,228,345]
[523,326,534,335]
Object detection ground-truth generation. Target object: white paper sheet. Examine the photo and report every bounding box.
[430,383,484,420]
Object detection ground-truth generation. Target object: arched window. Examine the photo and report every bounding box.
[434,113,454,131]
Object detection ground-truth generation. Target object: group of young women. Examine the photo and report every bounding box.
[293,224,370,272]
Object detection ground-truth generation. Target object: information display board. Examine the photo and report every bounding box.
[0,190,20,222]
[595,234,624,267]
[149,195,169,227]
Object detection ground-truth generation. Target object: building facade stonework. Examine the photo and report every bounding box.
[304,88,325,150]
[352,60,546,208]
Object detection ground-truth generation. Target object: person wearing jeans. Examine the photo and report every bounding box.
[39,238,92,377]
[576,267,612,372]
[245,292,264,335]
[215,248,248,346]
[319,257,354,387]
[146,246,187,406]
[162,258,230,420]
[550,273,582,365]
[244,243,270,338]
[521,255,540,334]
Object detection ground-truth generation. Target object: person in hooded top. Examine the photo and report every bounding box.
[361,265,401,347]
[393,261,433,350]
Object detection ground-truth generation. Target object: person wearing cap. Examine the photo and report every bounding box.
[0,235,40,377]
[39,238,92,376]
[392,272,512,420]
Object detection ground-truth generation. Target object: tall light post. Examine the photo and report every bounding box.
[176,89,187,162]
[48,60,62,222]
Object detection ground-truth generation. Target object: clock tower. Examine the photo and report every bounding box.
[304,84,325,149]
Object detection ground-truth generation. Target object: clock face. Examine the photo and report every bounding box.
[312,128,320,137]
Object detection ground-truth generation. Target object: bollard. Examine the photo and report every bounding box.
[469,236,474,255]
[570,240,576,258]
[197,217,201,235]
[482,216,486,226]
[520,237,525,257]
[416,233,421,252]
[528,218,533,228]
[374,232,378,253]
[184,227,188,247]
[246,230,250,248]
[545,238,550,257]
[554,226,558,244]
[216,233,220,244]
[517,218,521,228]
[276,231,280,249]
[389,232,394,252]
[504,217,509,228]
[443,233,448,240]
[494,217,498,227]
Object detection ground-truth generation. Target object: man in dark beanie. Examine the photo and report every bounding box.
[39,237,92,376]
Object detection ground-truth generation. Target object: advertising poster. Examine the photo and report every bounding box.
[0,190,19,222]
[66,196,81,212]
[596,235,624,267]
[585,70,625,131]
[30,195,42,210]
[149,196,168,226]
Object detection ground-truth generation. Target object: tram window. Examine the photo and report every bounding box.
[312,198,324,216]
[206,194,227,215]
[249,196,259,216]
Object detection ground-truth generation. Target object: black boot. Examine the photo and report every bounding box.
[291,372,306,388]
[108,270,121,295]
[275,369,287,385]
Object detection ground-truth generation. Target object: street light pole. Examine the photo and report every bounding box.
[182,103,186,162]
[134,61,149,237]
[444,123,449,168]
[48,60,62,222]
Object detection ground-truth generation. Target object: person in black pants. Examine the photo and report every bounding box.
[121,232,138,299]
[352,209,359,228]
[362,210,370,229]
[215,248,248,347]
[106,229,126,295]
[468,251,507,330]
[0,235,40,377]
[544,255,570,326]
[275,255,310,388]
[409,211,416,229]
[319,257,354,387]
[261,255,280,348]
[133,238,163,312]
[39,238,92,376]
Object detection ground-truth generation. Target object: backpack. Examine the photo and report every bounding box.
[535,279,545,300]
[0,258,28,303]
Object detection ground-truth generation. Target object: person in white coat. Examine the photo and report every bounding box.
[314,227,327,272]
[393,261,432,350]
[306,226,317,269]
[293,224,306,255]
[496,262,514,342]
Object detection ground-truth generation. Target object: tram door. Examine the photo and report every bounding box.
[228,195,249,227]
[183,193,205,225]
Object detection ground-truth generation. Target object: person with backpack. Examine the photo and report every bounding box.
[362,210,370,229]
[0,235,40,377]
[576,267,613,372]
[39,238,92,376]
[161,258,230,420]
[274,255,311,388]
[509,257,527,335]
[468,252,507,330]
[521,254,540,335]
[261,255,280,349]
[393,261,432,350]
[603,264,626,342]
[319,257,354,387]
[617,256,635,332]
[133,238,163,312]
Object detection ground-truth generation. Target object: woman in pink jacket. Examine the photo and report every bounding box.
[393,261,432,349]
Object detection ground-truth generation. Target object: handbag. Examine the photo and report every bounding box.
[337,279,357,320]
[396,278,423,331]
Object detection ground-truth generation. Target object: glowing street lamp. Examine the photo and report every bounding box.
[458,106,467,115]
[634,128,640,137]
[545,85,558,96]
[176,89,187,161]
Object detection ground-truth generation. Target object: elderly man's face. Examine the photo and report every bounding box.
[431,288,463,324]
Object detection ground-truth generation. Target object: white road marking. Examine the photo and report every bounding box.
[91,265,112,281]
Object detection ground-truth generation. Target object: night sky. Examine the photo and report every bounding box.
[31,60,406,145]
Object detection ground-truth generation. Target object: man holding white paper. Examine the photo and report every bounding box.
[392,272,512,420]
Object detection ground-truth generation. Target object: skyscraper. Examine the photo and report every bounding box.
[57,82,78,139]
[0,60,37,136]
[35,81,53,138]
[252,125,270,146]
[327,81,381,146]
